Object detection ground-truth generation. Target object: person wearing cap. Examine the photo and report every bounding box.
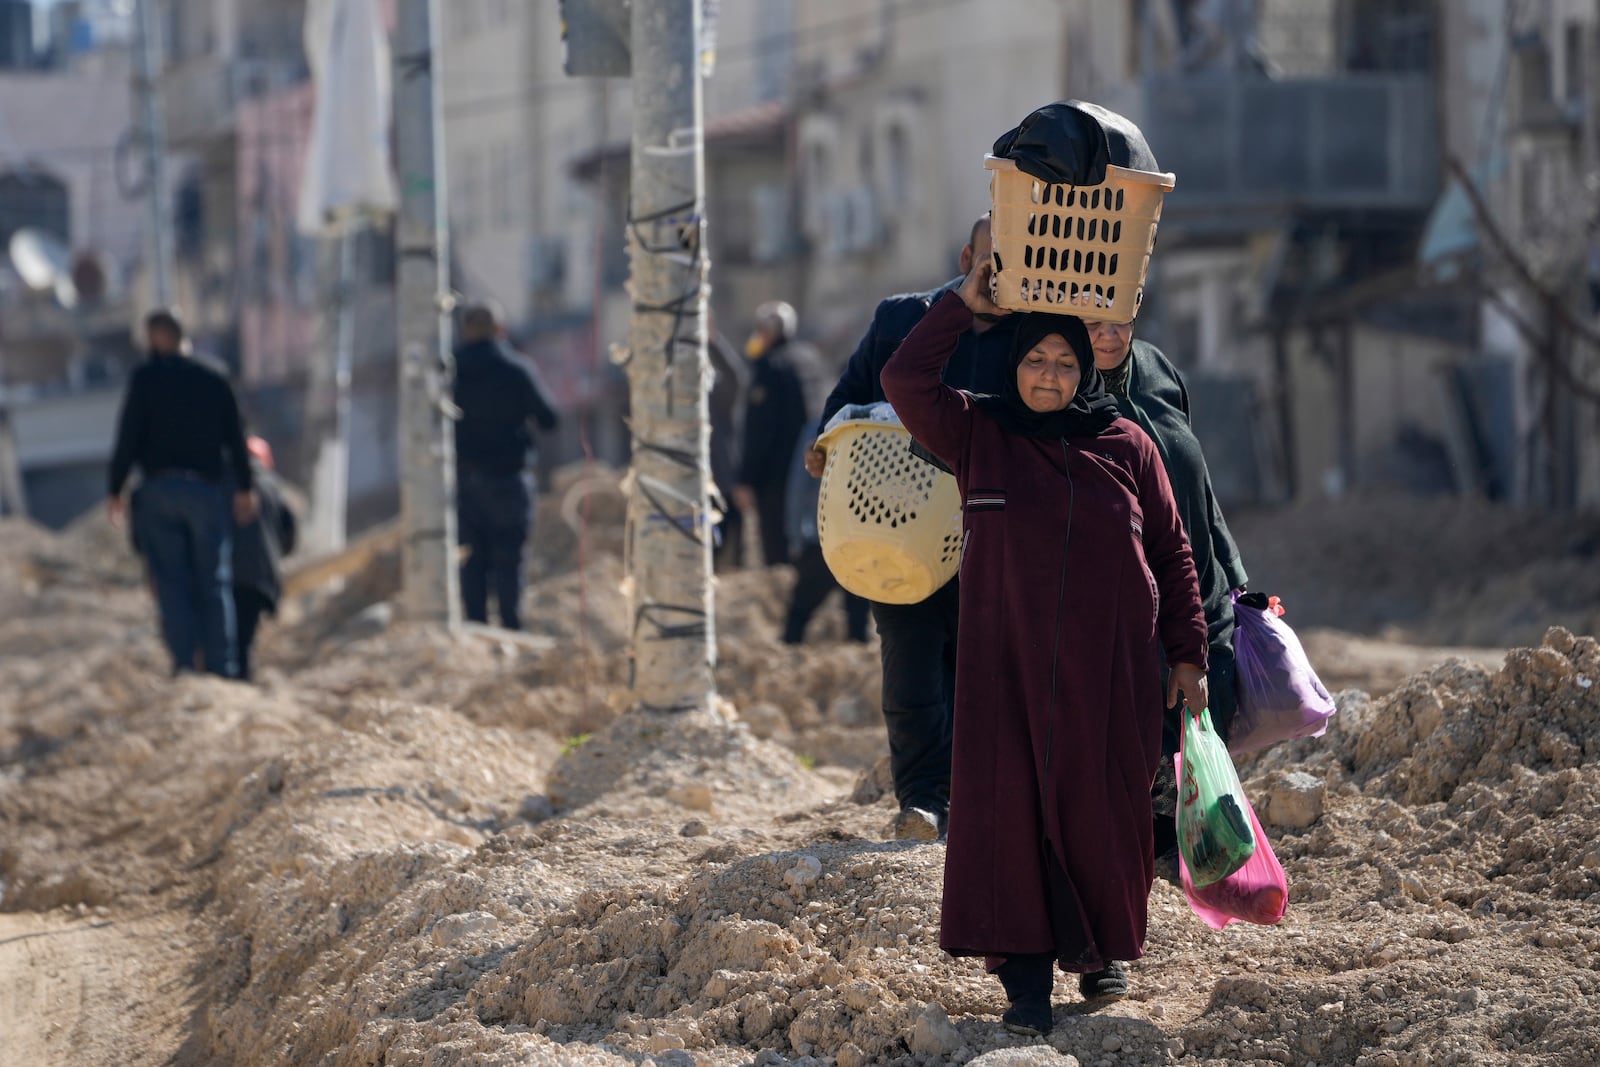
[452,301,560,631]
[108,309,257,678]
[230,434,297,681]
[805,216,1018,842]
[880,257,1208,1029]
[733,300,824,568]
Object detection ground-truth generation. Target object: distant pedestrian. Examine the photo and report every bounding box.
[109,309,256,678]
[452,301,560,630]
[735,301,824,567]
[231,435,297,681]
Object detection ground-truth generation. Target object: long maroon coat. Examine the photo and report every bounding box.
[881,292,1208,971]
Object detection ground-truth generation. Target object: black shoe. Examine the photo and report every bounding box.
[1079,959,1130,1001]
[1001,997,1053,1036]
[997,953,1055,1035]
[1154,844,1182,887]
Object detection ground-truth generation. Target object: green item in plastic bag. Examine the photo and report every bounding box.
[1177,706,1256,888]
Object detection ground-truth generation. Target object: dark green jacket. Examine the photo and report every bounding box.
[1113,340,1248,651]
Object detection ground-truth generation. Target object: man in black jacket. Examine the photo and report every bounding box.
[109,309,256,678]
[734,301,824,567]
[452,301,560,630]
[806,216,1017,840]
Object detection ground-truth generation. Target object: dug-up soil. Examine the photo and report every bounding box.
[3,479,1600,1067]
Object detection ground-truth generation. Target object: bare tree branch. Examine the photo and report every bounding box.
[1445,155,1600,406]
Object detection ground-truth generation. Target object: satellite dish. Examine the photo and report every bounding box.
[8,228,79,309]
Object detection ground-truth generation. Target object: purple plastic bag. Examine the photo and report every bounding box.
[1228,591,1336,755]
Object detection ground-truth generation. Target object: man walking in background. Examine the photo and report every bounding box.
[735,300,824,568]
[108,309,256,678]
[452,301,560,630]
[806,216,1016,841]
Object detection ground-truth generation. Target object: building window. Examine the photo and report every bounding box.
[1564,21,1587,110]
[459,148,485,235]
[0,168,70,246]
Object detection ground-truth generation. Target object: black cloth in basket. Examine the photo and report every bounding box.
[991,100,1161,186]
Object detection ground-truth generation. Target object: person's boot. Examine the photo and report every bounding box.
[1079,959,1130,1001]
[996,953,1054,1036]
[889,806,941,842]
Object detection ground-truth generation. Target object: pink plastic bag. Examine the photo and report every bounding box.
[1174,755,1288,930]
[1229,591,1336,755]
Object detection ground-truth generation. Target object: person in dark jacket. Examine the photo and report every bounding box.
[109,309,256,678]
[882,261,1208,1029]
[1082,317,1250,867]
[232,435,297,681]
[452,301,560,630]
[805,216,1019,842]
[734,301,824,567]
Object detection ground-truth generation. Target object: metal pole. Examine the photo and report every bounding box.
[393,0,459,627]
[133,0,173,307]
[624,0,716,713]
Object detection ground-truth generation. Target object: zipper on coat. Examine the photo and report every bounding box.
[1043,439,1074,781]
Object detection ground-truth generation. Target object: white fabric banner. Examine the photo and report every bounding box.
[298,0,397,234]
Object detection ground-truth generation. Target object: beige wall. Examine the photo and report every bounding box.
[1283,324,1470,499]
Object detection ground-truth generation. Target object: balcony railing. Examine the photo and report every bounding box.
[1106,73,1439,224]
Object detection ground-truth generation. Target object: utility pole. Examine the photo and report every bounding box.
[624,0,716,713]
[133,0,173,307]
[393,0,459,627]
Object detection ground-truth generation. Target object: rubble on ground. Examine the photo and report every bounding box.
[4,483,1600,1065]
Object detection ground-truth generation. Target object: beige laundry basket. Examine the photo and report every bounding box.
[815,420,964,605]
[986,154,1175,323]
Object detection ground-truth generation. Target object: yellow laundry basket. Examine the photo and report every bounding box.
[986,154,1175,323]
[815,420,964,605]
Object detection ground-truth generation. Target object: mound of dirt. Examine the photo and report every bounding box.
[7,490,1600,1066]
[1231,493,1600,647]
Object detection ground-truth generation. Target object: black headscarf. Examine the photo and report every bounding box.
[969,312,1122,439]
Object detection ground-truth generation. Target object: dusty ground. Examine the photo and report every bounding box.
[3,479,1599,1067]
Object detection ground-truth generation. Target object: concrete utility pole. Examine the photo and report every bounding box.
[132,0,173,307]
[393,0,459,627]
[624,0,717,713]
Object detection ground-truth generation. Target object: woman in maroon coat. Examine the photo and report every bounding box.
[881,262,1209,1034]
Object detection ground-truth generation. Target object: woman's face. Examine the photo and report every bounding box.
[1085,320,1134,370]
[1016,333,1082,413]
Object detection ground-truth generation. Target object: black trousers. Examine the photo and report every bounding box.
[458,468,534,630]
[871,578,960,816]
[783,543,870,644]
[233,587,273,682]
[752,480,789,568]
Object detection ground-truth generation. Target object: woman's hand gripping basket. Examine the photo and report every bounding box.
[815,420,963,605]
[985,154,1175,324]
